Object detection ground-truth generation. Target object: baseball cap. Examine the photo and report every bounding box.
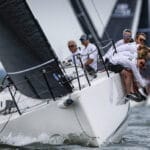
[79,34,89,42]
[123,29,131,33]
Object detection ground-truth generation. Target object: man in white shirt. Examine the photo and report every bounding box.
[104,30,148,62]
[79,34,98,77]
[111,42,139,59]
[103,29,139,99]
[114,28,133,47]
[110,53,146,87]
[103,29,133,61]
[67,40,81,65]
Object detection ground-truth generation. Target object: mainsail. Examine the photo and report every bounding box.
[27,0,84,61]
[0,0,72,99]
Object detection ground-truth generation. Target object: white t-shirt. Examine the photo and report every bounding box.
[109,52,146,87]
[114,39,125,47]
[103,39,124,61]
[103,40,138,61]
[81,43,98,71]
[116,42,138,58]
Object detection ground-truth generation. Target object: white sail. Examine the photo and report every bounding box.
[27,0,84,60]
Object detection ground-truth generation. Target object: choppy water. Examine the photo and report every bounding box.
[1,104,150,150]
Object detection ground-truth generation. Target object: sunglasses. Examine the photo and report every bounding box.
[140,61,145,68]
[123,35,132,40]
[139,38,146,42]
[123,35,131,38]
[68,45,76,48]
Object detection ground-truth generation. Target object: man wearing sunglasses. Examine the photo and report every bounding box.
[135,32,146,45]
[103,29,133,61]
[67,40,81,65]
[117,29,133,46]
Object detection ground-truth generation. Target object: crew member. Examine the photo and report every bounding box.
[79,34,98,77]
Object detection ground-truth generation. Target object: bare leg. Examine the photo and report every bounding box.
[120,70,134,94]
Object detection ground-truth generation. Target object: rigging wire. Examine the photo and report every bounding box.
[91,0,111,40]
[0,113,12,134]
[0,86,22,134]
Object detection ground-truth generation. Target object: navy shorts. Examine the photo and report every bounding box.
[107,62,124,73]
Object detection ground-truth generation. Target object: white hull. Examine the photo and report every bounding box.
[0,73,129,146]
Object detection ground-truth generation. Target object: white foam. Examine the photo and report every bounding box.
[0,132,96,147]
[130,95,150,107]
[0,133,52,146]
[146,95,150,106]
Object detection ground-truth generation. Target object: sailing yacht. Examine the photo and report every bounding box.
[0,0,141,147]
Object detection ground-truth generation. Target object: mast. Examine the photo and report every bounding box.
[70,0,109,77]
[70,0,102,45]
